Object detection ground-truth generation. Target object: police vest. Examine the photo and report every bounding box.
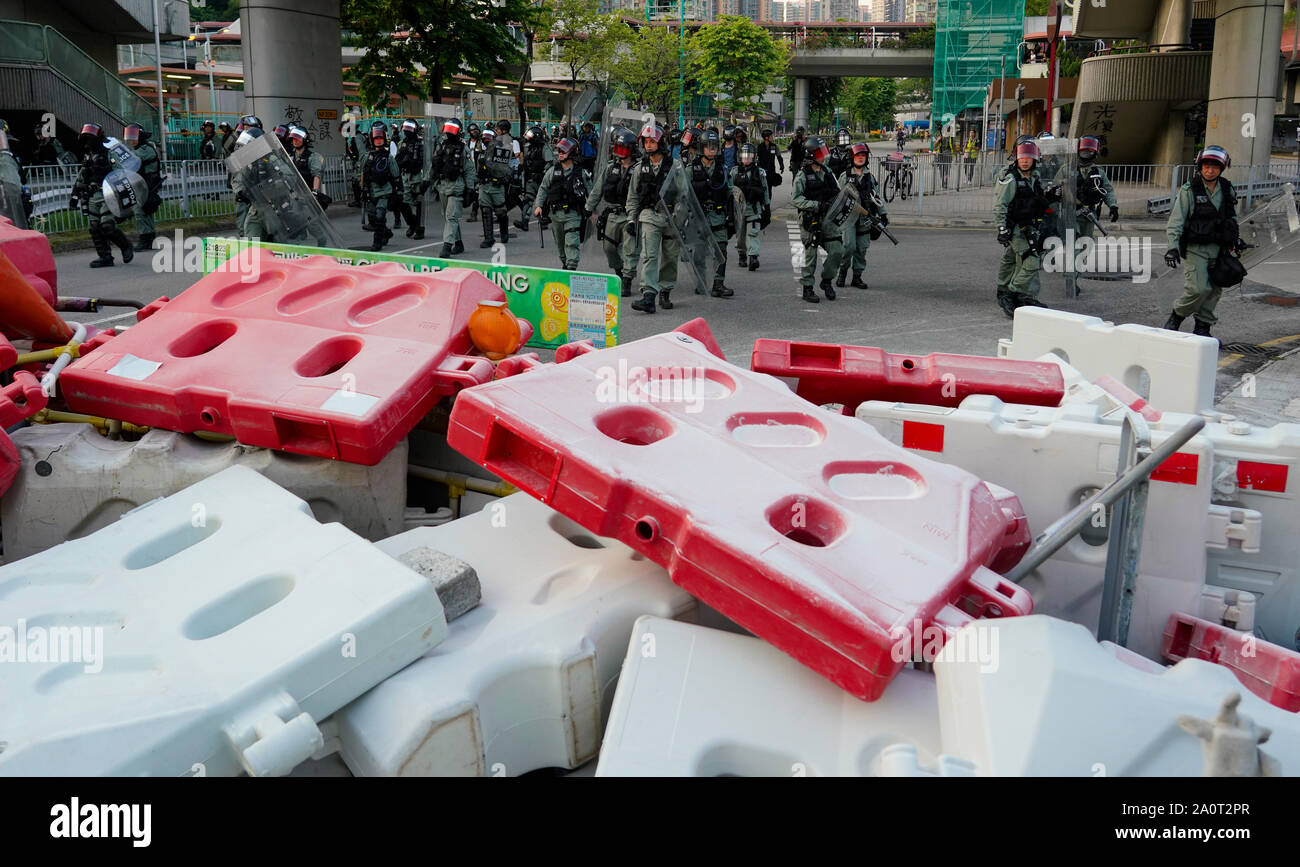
[81,147,113,187]
[601,162,632,209]
[433,137,466,181]
[546,166,588,212]
[636,156,673,209]
[691,160,728,210]
[734,165,765,204]
[362,148,391,183]
[801,165,837,204]
[523,143,546,178]
[826,147,849,179]
[1004,168,1049,226]
[1077,165,1108,207]
[485,139,514,184]
[847,169,876,207]
[1182,175,1237,249]
[396,139,423,174]
[292,147,317,184]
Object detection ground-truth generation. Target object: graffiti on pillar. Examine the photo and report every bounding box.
[314,119,334,142]
[284,104,305,127]
[1086,103,1115,134]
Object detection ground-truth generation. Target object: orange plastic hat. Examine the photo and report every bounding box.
[0,248,72,343]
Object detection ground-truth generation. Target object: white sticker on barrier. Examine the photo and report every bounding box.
[596,617,948,777]
[333,493,695,777]
[997,307,1217,414]
[935,616,1300,776]
[0,466,447,776]
[2,423,408,563]
[855,395,1215,660]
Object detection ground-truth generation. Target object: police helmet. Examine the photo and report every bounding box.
[739,143,756,164]
[851,142,870,161]
[1014,140,1041,162]
[401,119,418,136]
[1197,145,1230,169]
[442,118,462,137]
[700,131,721,154]
[235,126,265,149]
[836,128,851,146]
[288,125,308,146]
[481,128,496,143]
[611,127,637,159]
[640,123,665,150]
[1078,135,1101,161]
[555,137,578,160]
[123,123,144,144]
[805,137,830,165]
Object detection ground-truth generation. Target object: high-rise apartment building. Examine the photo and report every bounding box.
[905,0,936,22]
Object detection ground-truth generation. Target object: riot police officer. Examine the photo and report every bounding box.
[680,125,702,165]
[514,125,553,232]
[479,124,516,247]
[791,136,844,303]
[69,123,133,268]
[228,125,273,242]
[121,124,163,251]
[361,121,400,251]
[729,142,768,272]
[229,115,262,235]
[219,121,236,158]
[288,126,325,199]
[1163,145,1238,340]
[690,131,734,298]
[994,138,1057,316]
[836,143,886,290]
[430,118,477,258]
[626,123,682,314]
[585,126,640,297]
[1070,134,1118,237]
[198,120,219,160]
[394,119,427,239]
[532,137,589,271]
[827,128,852,179]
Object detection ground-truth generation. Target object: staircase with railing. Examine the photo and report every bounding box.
[0,20,155,136]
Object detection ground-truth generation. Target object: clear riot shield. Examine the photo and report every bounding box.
[1237,183,1300,271]
[102,168,148,219]
[732,184,748,248]
[225,131,344,248]
[1036,138,1079,296]
[0,150,28,229]
[104,137,142,174]
[583,106,648,258]
[657,158,721,296]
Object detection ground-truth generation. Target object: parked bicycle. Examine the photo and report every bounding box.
[881,152,914,202]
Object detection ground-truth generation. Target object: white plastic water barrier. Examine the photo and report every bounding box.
[333,493,695,777]
[0,466,447,776]
[2,423,408,563]
[596,616,961,777]
[936,616,1300,776]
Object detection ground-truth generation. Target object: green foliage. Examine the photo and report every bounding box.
[341,0,543,109]
[806,77,842,131]
[1024,0,1049,14]
[897,77,931,101]
[539,0,632,122]
[843,78,898,132]
[190,0,239,20]
[615,24,690,119]
[689,15,790,119]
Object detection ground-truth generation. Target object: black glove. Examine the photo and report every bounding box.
[463,190,474,207]
[879,214,889,227]
[626,220,638,242]
[1164,248,1181,269]
[1109,205,1119,223]
[997,225,1012,247]
[68,195,79,211]
[236,190,250,205]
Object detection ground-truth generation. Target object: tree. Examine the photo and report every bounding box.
[843,78,898,132]
[690,15,790,120]
[808,78,843,131]
[538,0,632,124]
[341,0,543,110]
[616,24,691,120]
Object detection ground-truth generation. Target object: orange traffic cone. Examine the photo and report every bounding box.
[0,248,73,343]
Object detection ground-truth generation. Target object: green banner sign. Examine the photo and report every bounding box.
[201,237,621,350]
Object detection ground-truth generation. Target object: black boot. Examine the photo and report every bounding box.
[631,291,656,314]
[411,204,424,240]
[480,212,495,248]
[1163,310,1186,331]
[850,272,867,289]
[997,290,1018,318]
[748,255,759,271]
[801,285,820,303]
[658,289,673,310]
[738,252,748,267]
[452,240,464,254]
[393,207,403,229]
[821,278,836,301]
[110,229,134,263]
[621,272,635,297]
[835,266,847,288]
[88,227,114,268]
[439,242,453,258]
[499,214,511,243]
[711,283,734,298]
[515,216,530,231]
[1192,319,1217,341]
[370,228,385,252]
[132,232,156,252]
[1019,295,1047,309]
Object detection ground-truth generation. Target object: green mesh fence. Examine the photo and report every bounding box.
[932,0,1024,133]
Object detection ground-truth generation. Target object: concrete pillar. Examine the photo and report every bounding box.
[1150,0,1192,49]
[240,0,345,156]
[794,77,809,132]
[1150,107,1193,188]
[1205,0,1285,181]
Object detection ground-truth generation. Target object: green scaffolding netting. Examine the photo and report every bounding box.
[932,0,1025,132]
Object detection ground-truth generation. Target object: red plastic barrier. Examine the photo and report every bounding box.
[0,372,48,427]
[750,339,1065,415]
[1092,374,1162,422]
[448,323,1034,701]
[1162,613,1300,712]
[0,429,17,498]
[0,332,14,371]
[60,251,500,465]
[0,217,57,339]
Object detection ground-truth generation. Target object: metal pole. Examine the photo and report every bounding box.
[207,32,215,106]
[998,53,1006,155]
[679,0,685,130]
[152,0,167,150]
[1004,415,1207,585]
[1096,411,1151,645]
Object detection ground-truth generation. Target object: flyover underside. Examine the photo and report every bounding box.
[790,54,935,78]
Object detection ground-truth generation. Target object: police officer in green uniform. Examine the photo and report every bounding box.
[122,123,163,251]
[1163,145,1237,340]
[478,126,515,247]
[689,130,734,298]
[626,123,681,314]
[729,142,768,272]
[286,125,330,246]
[514,125,553,233]
[994,137,1058,317]
[532,137,590,271]
[394,119,427,239]
[360,121,400,252]
[791,136,843,303]
[836,142,886,290]
[1069,134,1118,237]
[585,126,640,297]
[228,116,262,236]
[228,126,272,241]
[430,117,476,258]
[69,123,133,268]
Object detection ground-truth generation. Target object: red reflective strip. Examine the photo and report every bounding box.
[1237,460,1289,493]
[1150,452,1199,485]
[902,420,944,452]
